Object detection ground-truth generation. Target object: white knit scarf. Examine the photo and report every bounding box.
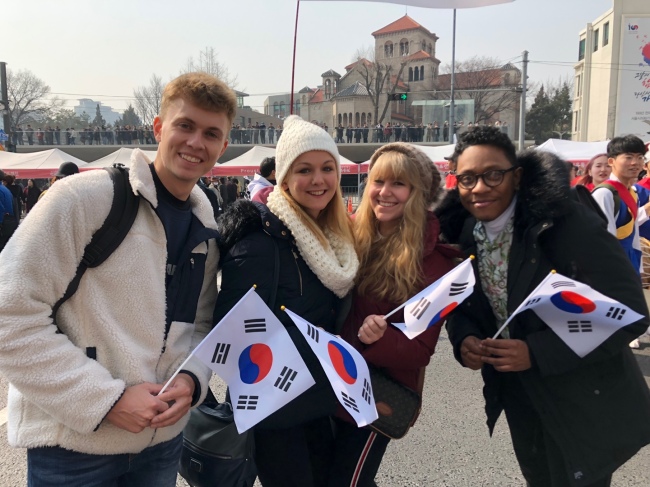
[266,188,359,298]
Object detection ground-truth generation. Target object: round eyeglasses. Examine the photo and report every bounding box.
[456,167,517,190]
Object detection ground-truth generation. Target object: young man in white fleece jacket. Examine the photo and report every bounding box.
[0,72,236,487]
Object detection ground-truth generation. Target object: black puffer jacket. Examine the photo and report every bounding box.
[215,200,340,428]
[436,150,650,486]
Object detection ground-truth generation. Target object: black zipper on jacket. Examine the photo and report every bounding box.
[291,248,303,296]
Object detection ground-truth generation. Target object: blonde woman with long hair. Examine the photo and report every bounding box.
[215,115,358,487]
[329,143,460,487]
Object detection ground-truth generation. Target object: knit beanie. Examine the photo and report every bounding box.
[274,115,341,186]
[369,142,441,206]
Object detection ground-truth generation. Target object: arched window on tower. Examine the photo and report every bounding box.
[384,41,393,58]
[428,43,433,55]
[400,39,409,56]
[408,67,413,82]
[421,40,426,51]
[414,67,419,81]
[420,65,424,81]
[325,79,331,99]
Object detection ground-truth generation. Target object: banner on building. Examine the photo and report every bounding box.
[616,16,650,138]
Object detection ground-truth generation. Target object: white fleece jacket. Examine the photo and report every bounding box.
[0,150,218,454]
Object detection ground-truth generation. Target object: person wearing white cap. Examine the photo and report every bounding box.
[215,115,359,487]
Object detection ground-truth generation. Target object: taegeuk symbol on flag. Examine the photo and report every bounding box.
[390,256,476,339]
[513,272,644,358]
[191,287,315,433]
[284,308,378,427]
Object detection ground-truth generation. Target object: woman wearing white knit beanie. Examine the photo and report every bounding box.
[214,114,359,487]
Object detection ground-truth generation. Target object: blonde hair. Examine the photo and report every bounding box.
[354,151,428,303]
[160,72,237,123]
[279,176,354,248]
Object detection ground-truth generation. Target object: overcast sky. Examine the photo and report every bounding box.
[3,0,613,115]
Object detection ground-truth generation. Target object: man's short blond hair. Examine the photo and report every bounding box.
[159,72,237,124]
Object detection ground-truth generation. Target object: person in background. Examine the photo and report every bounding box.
[592,136,650,276]
[437,126,650,487]
[575,153,611,191]
[248,156,276,205]
[330,143,459,486]
[0,169,15,252]
[38,161,80,201]
[23,179,42,214]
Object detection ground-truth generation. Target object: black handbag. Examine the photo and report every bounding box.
[179,390,257,487]
[367,365,422,440]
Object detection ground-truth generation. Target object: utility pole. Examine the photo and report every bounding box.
[518,51,528,151]
[0,62,13,151]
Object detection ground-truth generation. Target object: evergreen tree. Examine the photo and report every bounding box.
[122,104,142,126]
[551,82,572,139]
[92,104,106,126]
[526,85,554,144]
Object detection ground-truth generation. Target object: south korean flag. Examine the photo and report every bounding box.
[192,288,315,433]
[392,257,476,339]
[512,272,645,358]
[284,308,378,427]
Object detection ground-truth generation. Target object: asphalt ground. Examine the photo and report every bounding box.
[1,329,650,485]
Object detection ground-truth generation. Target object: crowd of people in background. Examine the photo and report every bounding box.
[8,124,157,147]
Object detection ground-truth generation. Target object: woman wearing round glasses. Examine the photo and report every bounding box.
[435,126,650,487]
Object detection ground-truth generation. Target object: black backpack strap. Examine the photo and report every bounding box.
[51,166,140,332]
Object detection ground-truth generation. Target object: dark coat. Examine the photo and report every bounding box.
[215,200,340,428]
[436,150,650,486]
[341,212,459,392]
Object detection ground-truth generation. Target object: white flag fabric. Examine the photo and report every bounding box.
[285,308,379,427]
[193,288,315,433]
[514,272,644,358]
[300,0,514,9]
[392,257,476,339]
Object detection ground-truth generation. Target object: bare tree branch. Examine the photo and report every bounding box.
[438,56,520,124]
[7,69,63,126]
[180,47,238,89]
[355,49,407,125]
[133,74,164,125]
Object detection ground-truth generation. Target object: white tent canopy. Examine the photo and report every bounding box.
[536,139,609,165]
[82,148,158,169]
[360,144,456,172]
[0,149,88,178]
[213,146,367,176]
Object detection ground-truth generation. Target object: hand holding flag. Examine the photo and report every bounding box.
[284,308,378,427]
[495,271,645,358]
[161,287,315,433]
[388,256,476,339]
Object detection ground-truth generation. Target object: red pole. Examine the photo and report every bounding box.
[290,0,300,115]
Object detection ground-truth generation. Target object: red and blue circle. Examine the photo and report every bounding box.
[238,344,273,384]
[328,341,357,385]
[643,43,650,66]
[428,302,458,328]
[550,291,596,314]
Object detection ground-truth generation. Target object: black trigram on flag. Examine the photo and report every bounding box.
[551,281,576,288]
[449,282,469,296]
[211,343,231,364]
[525,297,542,307]
[606,306,626,321]
[568,320,592,333]
[410,298,431,320]
[244,318,266,333]
[341,392,359,412]
[274,366,297,392]
[236,395,259,410]
[307,324,320,343]
[362,378,372,404]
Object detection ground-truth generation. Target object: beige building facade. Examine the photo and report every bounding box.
[573,0,650,141]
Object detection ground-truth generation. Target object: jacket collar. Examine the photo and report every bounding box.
[129,149,217,230]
